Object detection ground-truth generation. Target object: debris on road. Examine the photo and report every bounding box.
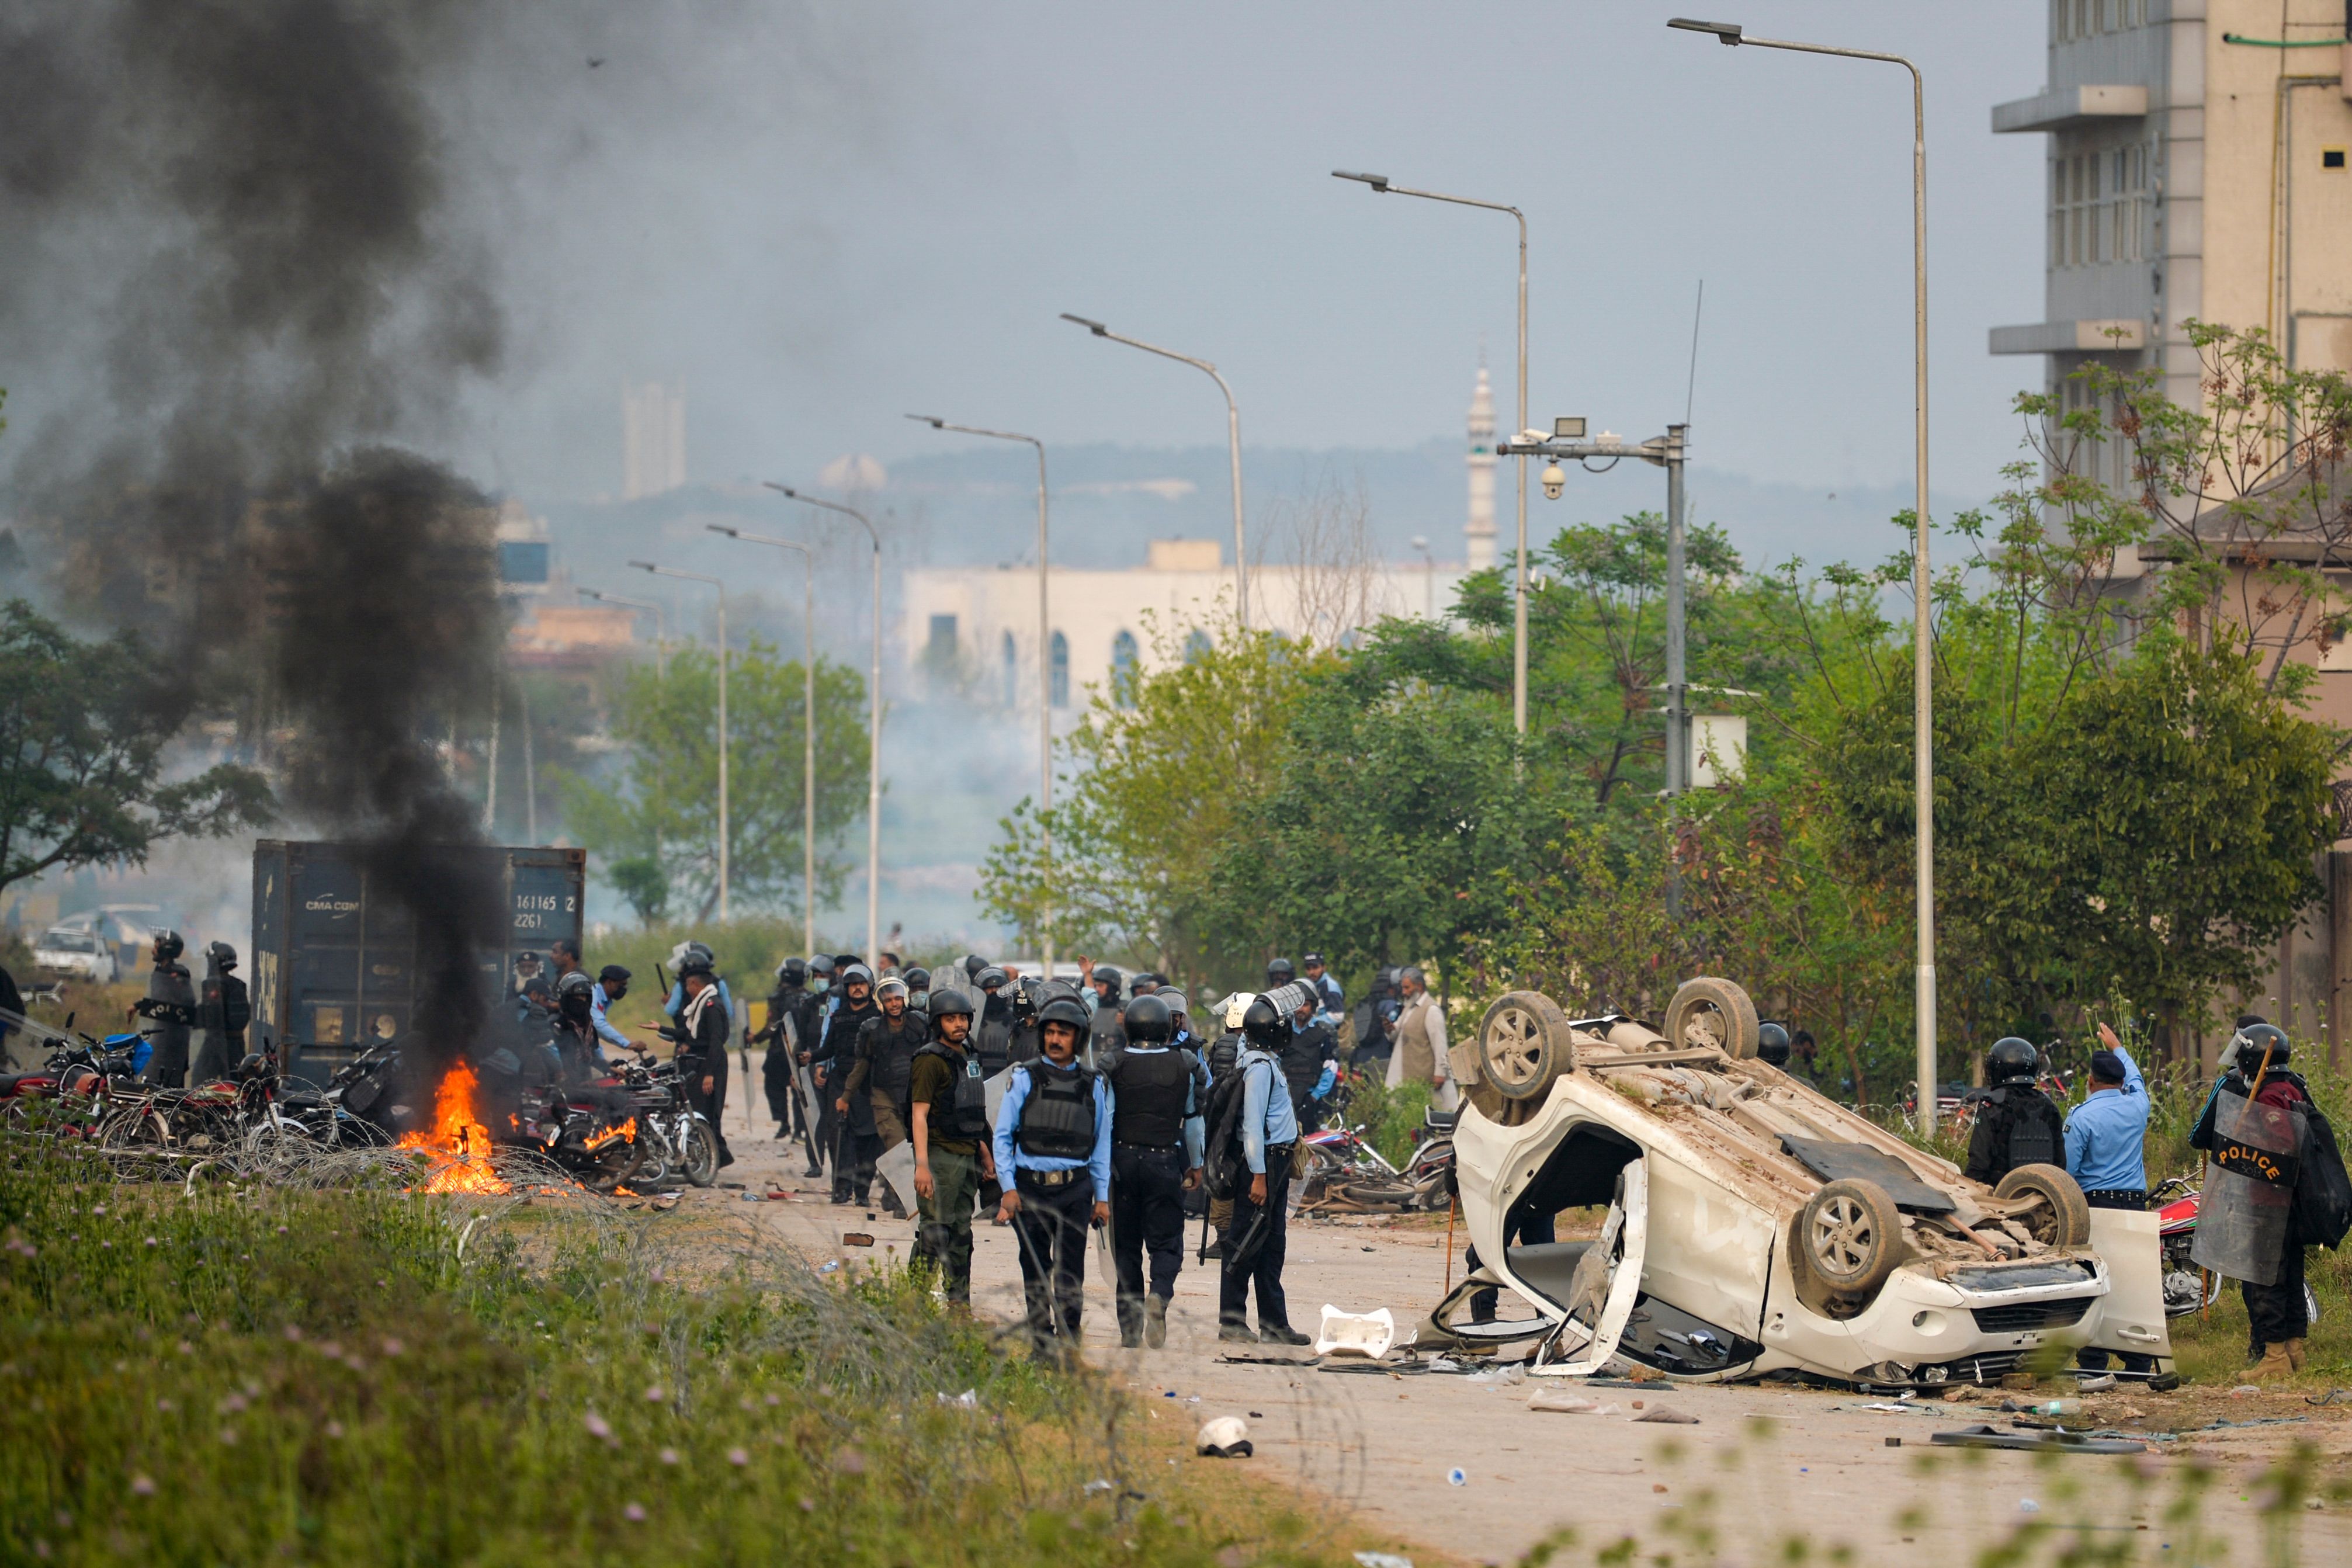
[1632,1406,1700,1424]
[1315,1304,1397,1359]
[1197,1417,1254,1458]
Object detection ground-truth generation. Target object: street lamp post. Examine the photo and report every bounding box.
[766,484,884,962]
[630,560,729,921]
[1333,171,1530,737]
[707,523,820,958]
[1059,314,1248,629]
[1668,16,1937,1132]
[907,414,1057,977]
[580,587,667,679]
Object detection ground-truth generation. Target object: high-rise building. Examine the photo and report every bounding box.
[1466,361,1497,571]
[621,380,686,499]
[1989,0,2352,488]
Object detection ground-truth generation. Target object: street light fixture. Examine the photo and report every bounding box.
[906,413,1058,977]
[1333,168,1531,739]
[580,587,666,679]
[630,559,729,922]
[1668,14,1938,1133]
[707,523,820,958]
[764,483,885,963]
[1059,313,1248,629]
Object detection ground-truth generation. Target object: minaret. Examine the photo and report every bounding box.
[1466,360,1497,571]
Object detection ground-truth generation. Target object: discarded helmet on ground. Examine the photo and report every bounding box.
[1986,1036,2039,1084]
[1196,1416,1253,1458]
[1123,994,1174,1045]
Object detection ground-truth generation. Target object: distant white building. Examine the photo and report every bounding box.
[622,381,687,499]
[900,362,1504,713]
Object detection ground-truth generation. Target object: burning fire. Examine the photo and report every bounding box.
[397,1061,510,1195]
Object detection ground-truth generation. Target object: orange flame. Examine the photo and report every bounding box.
[396,1061,510,1195]
[584,1117,637,1153]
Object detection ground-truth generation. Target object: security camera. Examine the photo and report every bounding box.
[1541,462,1566,500]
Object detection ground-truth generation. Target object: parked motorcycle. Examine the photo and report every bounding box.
[615,1054,719,1189]
[2153,1175,2321,1324]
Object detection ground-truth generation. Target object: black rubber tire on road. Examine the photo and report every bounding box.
[1477,991,1579,1102]
[681,1118,721,1188]
[1664,976,1761,1060]
[1798,1177,1905,1305]
[1993,1163,2092,1248]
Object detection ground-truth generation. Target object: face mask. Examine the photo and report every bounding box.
[812,977,831,994]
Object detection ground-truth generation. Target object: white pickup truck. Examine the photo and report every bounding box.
[31,926,120,984]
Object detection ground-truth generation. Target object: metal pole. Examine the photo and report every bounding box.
[1667,18,1936,1132]
[906,417,1054,972]
[705,525,818,953]
[632,561,731,921]
[1664,425,1687,919]
[1329,174,1528,735]
[1060,315,1247,628]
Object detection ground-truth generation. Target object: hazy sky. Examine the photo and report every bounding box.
[423,1,2052,506]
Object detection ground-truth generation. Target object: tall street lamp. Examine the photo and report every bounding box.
[1059,313,1248,629]
[580,587,667,678]
[707,523,819,958]
[907,414,1057,977]
[765,483,884,962]
[1668,15,1937,1132]
[630,560,729,922]
[1333,170,1530,737]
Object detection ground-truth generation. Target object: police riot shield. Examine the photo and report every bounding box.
[2191,1090,2305,1286]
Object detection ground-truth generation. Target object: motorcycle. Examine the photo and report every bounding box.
[509,1077,648,1192]
[1299,1104,1455,1212]
[615,1053,719,1189]
[2154,1175,2322,1324]
[0,1024,143,1133]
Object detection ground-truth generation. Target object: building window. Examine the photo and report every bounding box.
[1184,629,1213,665]
[927,614,958,660]
[1050,630,1070,708]
[2052,143,2145,269]
[1111,629,1139,708]
[1001,630,1018,706]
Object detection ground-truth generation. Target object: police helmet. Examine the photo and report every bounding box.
[557,969,597,998]
[1756,1020,1791,1067]
[152,929,184,963]
[235,1052,269,1080]
[677,952,716,980]
[778,956,809,985]
[1160,989,1189,1019]
[963,953,989,980]
[903,966,931,992]
[839,963,875,990]
[1241,994,1288,1050]
[1092,964,1123,993]
[1986,1036,2039,1084]
[929,988,976,1019]
[974,965,1009,993]
[876,976,910,1004]
[1265,957,1295,986]
[1124,993,1174,1045]
[1035,995,1091,1036]
[207,940,238,970]
[2234,1021,2290,1069]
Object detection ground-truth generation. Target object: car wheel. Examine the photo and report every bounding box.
[1664,977,1760,1059]
[1797,1178,1904,1306]
[1477,991,1579,1101]
[1992,1164,2091,1248]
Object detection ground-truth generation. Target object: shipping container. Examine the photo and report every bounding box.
[251,840,587,1084]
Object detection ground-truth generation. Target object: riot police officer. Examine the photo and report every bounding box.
[758,957,810,1142]
[992,993,1112,1362]
[1102,994,1205,1348]
[1276,983,1339,1135]
[1219,992,1305,1344]
[1963,1036,2066,1186]
[136,931,197,1087]
[843,974,926,1215]
[818,963,883,1203]
[190,941,250,1084]
[909,989,995,1305]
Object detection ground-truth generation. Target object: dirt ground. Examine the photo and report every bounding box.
[699,1095,2352,1564]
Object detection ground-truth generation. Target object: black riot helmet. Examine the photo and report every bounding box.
[1035,994,1091,1036]
[963,953,989,981]
[2234,1021,2290,1070]
[778,956,808,986]
[1265,957,1295,987]
[152,929,184,963]
[1756,1021,1791,1067]
[974,965,1009,993]
[903,966,931,993]
[1241,993,1288,1050]
[207,941,238,972]
[1986,1036,2040,1085]
[929,988,975,1019]
[557,969,597,1022]
[1123,993,1174,1045]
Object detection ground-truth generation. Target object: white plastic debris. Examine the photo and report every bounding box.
[1083,1478,1115,1495]
[1354,1554,1416,1568]
[935,1389,978,1410]
[1315,1304,1397,1359]
[1464,1364,1527,1389]
[1197,1416,1254,1458]
[1527,1389,1617,1415]
[2017,1498,2041,1514]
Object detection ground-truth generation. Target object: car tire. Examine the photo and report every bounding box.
[1664,977,1760,1059]
[1476,991,1579,1102]
[1796,1178,1905,1309]
[1992,1163,2091,1248]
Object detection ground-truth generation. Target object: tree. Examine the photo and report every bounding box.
[558,641,869,923]
[0,598,274,899]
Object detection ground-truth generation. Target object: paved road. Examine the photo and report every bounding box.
[710,1097,2351,1564]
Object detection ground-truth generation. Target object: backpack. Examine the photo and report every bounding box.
[1201,1057,1258,1202]
[2295,1104,2352,1250]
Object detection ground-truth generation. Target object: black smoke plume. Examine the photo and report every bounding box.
[1,1,508,1067]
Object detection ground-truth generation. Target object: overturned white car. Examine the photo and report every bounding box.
[1431,980,2171,1387]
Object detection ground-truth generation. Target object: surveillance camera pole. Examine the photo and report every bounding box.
[1500,425,1689,914]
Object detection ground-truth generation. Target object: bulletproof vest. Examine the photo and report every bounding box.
[550,1019,602,1085]
[975,997,1015,1074]
[1208,1030,1242,1077]
[1109,1047,1192,1149]
[1996,1085,2059,1170]
[1279,1022,1331,1095]
[865,1015,924,1103]
[1015,1060,1098,1160]
[917,1042,991,1139]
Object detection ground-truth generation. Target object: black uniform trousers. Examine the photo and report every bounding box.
[682,1057,734,1167]
[1011,1169,1095,1353]
[2244,1217,2311,1348]
[2075,1189,2155,1372]
[1218,1145,1295,1333]
[1111,1143,1187,1334]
